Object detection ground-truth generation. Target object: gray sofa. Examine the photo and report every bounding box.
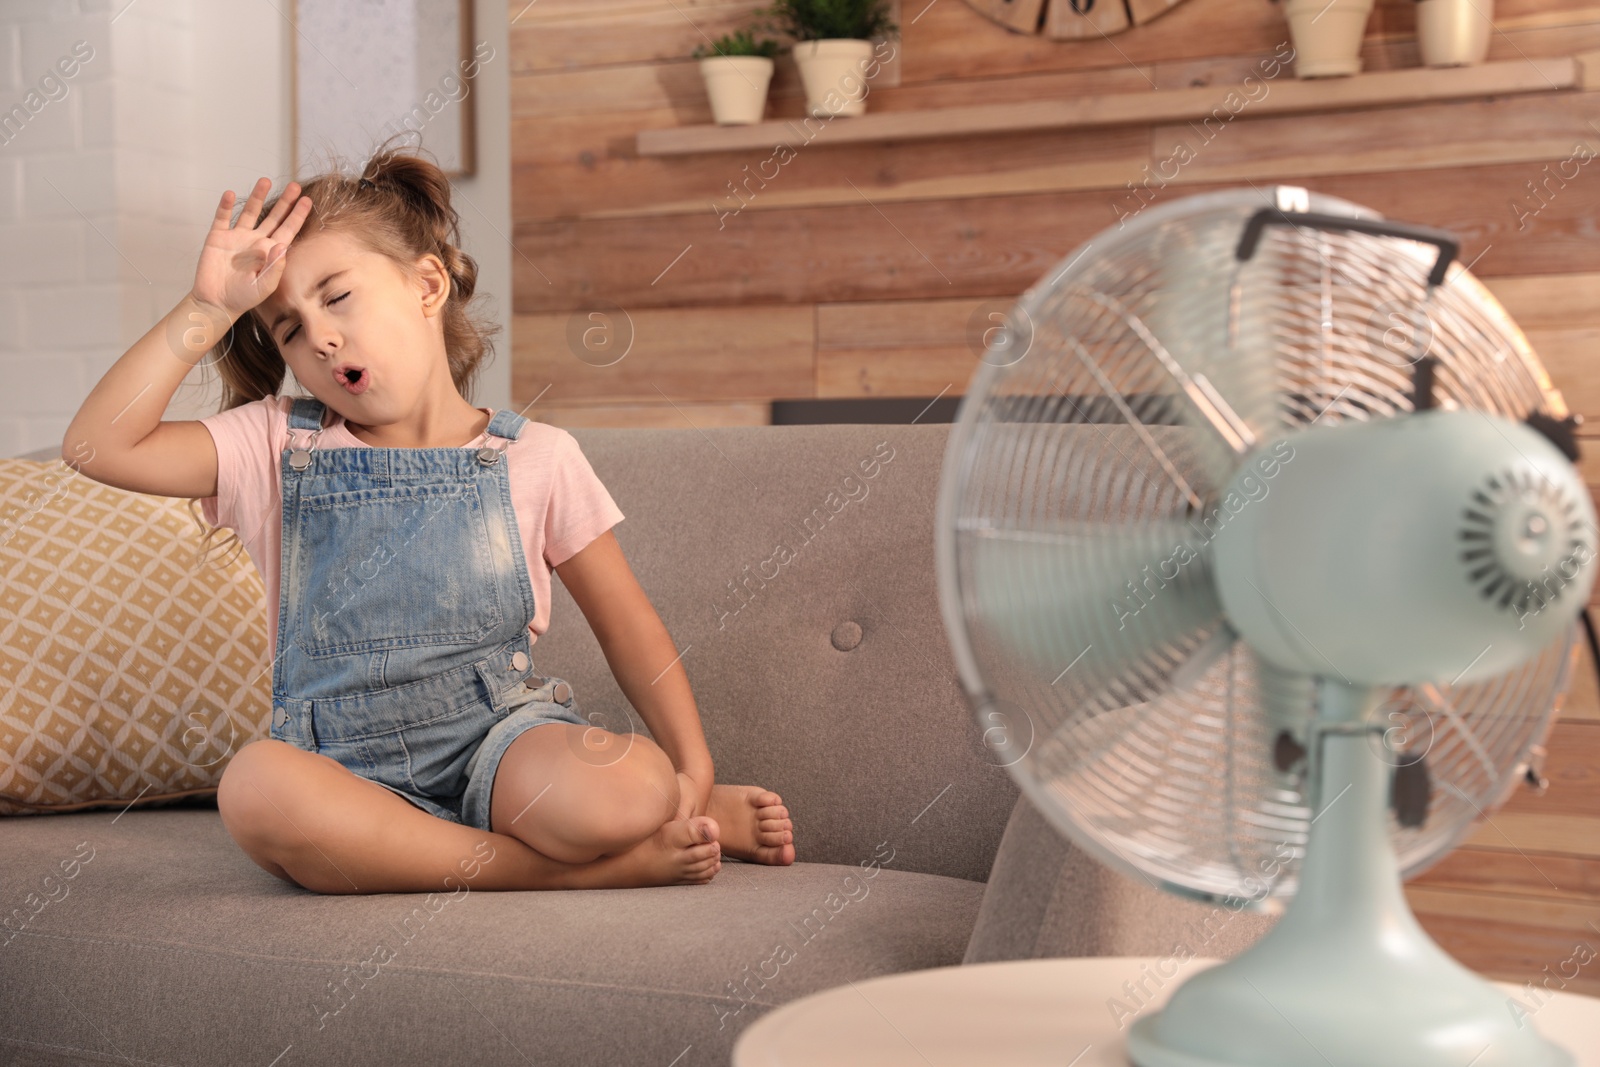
[1,422,1273,1067]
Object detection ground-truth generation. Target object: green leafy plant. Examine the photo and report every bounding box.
[757,0,900,42]
[692,29,783,59]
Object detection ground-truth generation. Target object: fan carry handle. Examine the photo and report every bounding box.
[1235,209,1462,288]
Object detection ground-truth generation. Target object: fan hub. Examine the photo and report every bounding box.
[1476,469,1584,587]
[1210,409,1596,686]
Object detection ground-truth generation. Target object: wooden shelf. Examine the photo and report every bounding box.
[637,55,1587,157]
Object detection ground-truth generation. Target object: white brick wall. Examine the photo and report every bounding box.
[0,0,511,458]
[0,0,200,456]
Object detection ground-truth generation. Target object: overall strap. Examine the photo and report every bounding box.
[287,396,327,431]
[483,408,529,443]
[473,408,529,466]
[284,397,328,472]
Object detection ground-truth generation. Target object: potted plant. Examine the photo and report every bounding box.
[759,0,899,118]
[694,30,782,126]
[1415,0,1493,66]
[1284,0,1376,77]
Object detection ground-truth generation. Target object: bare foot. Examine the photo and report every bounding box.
[566,814,722,889]
[708,784,794,865]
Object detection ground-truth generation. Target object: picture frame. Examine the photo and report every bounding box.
[289,0,479,178]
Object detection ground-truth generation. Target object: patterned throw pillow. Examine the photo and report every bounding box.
[0,457,269,816]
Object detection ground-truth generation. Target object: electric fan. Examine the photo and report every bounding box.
[934,184,1598,1066]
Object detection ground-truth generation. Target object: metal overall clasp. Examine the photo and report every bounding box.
[475,435,511,466]
[287,425,325,471]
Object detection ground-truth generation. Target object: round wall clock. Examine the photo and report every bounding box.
[964,0,1196,38]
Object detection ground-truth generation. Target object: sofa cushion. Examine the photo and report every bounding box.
[962,796,1279,964]
[0,810,984,1066]
[0,457,270,816]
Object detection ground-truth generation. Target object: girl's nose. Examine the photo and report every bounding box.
[300,313,337,358]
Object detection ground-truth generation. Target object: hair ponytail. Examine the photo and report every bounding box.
[441,244,478,302]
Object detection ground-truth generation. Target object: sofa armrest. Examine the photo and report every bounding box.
[962,796,1278,964]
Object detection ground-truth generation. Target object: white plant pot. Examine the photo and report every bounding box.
[1285,0,1376,78]
[699,55,774,126]
[793,38,877,118]
[1417,0,1493,67]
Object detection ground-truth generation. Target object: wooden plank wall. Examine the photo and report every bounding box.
[509,0,1600,993]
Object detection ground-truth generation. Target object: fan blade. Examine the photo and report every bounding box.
[964,520,1225,708]
[1146,218,1283,477]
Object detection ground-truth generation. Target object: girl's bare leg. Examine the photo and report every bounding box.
[487,722,685,864]
[216,739,720,895]
[488,725,794,866]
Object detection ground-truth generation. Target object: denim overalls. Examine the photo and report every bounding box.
[267,396,587,831]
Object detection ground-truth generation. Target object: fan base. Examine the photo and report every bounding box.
[1123,915,1577,1066]
[1125,977,1576,1067]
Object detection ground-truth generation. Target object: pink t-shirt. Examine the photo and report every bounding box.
[197,395,623,663]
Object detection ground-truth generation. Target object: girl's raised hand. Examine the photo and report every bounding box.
[191,177,313,321]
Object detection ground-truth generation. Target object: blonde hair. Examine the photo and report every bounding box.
[187,136,502,566]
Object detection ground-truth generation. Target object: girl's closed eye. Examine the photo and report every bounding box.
[282,291,350,344]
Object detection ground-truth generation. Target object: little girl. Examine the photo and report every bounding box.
[62,148,795,894]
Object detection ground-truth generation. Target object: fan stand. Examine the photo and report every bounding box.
[1126,677,1576,1067]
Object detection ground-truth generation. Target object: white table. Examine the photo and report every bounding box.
[732,956,1600,1066]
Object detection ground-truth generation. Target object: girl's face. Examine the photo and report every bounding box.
[256,229,451,428]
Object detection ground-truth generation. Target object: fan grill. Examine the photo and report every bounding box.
[944,189,1578,903]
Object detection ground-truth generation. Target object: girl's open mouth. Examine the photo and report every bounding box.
[334,366,369,395]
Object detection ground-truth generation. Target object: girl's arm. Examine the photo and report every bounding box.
[62,292,227,497]
[554,529,715,821]
[61,178,310,497]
